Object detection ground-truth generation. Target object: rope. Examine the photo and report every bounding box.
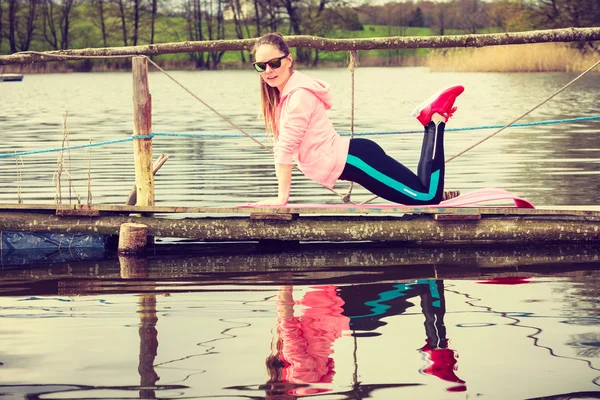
[445,58,600,163]
[343,50,359,204]
[149,115,600,138]
[0,137,133,159]
[1,115,598,160]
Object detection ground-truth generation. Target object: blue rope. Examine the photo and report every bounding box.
[1,115,598,159]
[0,137,134,159]
[153,115,600,137]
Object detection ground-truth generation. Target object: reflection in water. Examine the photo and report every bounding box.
[120,256,160,399]
[0,252,599,399]
[263,281,467,398]
[265,286,349,398]
[342,280,466,392]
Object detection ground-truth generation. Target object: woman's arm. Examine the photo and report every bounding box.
[254,163,292,206]
[255,90,316,206]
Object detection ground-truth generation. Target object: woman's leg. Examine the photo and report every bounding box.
[339,120,446,205]
[337,85,464,205]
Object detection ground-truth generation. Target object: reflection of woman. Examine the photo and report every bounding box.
[339,280,466,391]
[251,32,464,206]
[264,285,350,397]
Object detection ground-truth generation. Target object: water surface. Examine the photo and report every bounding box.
[1,67,600,399]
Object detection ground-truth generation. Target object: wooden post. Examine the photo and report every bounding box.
[132,56,154,208]
[118,222,149,254]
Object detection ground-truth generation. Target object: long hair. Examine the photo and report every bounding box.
[252,32,292,141]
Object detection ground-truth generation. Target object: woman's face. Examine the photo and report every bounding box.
[254,44,292,92]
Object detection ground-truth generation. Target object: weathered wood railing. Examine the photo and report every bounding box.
[1,27,599,65]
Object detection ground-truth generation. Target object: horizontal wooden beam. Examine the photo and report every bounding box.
[0,211,599,244]
[1,202,600,217]
[1,28,599,65]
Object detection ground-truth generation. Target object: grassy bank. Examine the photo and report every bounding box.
[427,42,599,73]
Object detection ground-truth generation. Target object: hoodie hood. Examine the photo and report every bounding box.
[280,71,332,110]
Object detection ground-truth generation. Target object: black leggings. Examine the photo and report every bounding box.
[338,121,445,205]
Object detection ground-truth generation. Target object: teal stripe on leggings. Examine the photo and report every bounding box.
[346,154,440,201]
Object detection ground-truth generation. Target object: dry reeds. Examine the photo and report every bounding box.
[427,42,600,73]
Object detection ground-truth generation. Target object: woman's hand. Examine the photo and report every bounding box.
[253,197,289,207]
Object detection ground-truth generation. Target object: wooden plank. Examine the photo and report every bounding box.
[434,213,481,221]
[250,213,298,221]
[56,209,101,217]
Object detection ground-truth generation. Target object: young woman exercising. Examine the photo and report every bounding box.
[252,32,463,206]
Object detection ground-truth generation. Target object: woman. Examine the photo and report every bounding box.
[252,32,463,206]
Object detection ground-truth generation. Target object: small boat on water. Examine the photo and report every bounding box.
[0,73,23,82]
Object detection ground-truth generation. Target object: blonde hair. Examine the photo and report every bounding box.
[252,32,292,140]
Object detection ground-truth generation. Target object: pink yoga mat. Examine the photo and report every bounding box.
[237,188,535,209]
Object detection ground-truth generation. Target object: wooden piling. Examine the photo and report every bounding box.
[118,222,149,254]
[132,56,154,209]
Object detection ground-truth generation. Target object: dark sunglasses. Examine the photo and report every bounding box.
[253,54,289,72]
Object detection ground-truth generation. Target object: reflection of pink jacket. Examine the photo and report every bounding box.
[274,71,350,189]
[278,285,350,384]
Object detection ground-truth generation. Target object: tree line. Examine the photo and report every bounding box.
[1,0,599,69]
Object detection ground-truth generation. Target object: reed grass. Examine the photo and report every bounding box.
[427,43,599,73]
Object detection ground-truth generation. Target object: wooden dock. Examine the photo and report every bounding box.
[0,202,599,245]
[0,73,23,82]
[1,57,599,249]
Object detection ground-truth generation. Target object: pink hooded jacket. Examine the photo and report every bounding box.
[274,71,350,189]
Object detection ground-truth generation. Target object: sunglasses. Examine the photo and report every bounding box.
[253,54,289,72]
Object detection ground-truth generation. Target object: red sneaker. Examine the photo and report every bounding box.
[412,85,465,126]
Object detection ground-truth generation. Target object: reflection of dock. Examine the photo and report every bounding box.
[1,243,600,296]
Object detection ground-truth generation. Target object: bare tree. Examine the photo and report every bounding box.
[43,0,76,50]
[89,0,110,47]
[532,0,600,28]
[150,0,158,44]
[455,0,487,34]
[226,0,251,63]
[185,0,206,68]
[7,0,18,52]
[13,0,38,51]
[132,0,142,45]
[114,0,129,45]
[0,0,4,51]
[204,0,225,68]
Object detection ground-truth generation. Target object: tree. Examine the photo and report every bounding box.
[114,0,129,45]
[488,0,531,32]
[0,0,3,52]
[89,0,110,47]
[227,0,252,63]
[204,0,226,68]
[150,0,158,44]
[528,0,600,28]
[409,7,424,27]
[7,0,38,52]
[43,0,77,50]
[455,0,487,34]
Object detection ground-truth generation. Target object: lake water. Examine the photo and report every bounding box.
[1,66,600,399]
